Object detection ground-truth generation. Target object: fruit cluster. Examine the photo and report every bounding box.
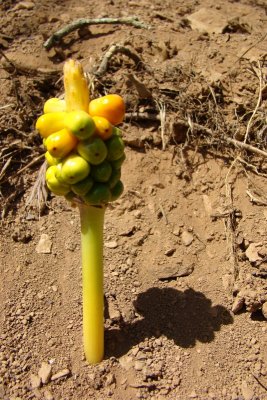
[36,94,126,205]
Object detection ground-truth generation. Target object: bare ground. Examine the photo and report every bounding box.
[0,0,267,399]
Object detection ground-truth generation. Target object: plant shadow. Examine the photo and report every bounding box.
[105,287,233,358]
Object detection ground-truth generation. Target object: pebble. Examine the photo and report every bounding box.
[36,234,52,254]
[262,302,267,319]
[43,390,54,400]
[30,374,41,389]
[189,390,198,398]
[105,241,118,249]
[156,263,194,280]
[14,1,35,10]
[241,380,254,400]
[51,368,70,381]
[119,355,134,371]
[108,303,121,322]
[181,231,194,246]
[105,373,116,386]
[134,360,145,371]
[38,362,52,384]
[187,8,228,34]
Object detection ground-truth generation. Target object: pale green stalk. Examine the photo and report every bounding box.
[79,204,105,364]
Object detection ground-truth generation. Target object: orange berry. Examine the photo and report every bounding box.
[88,94,125,126]
[92,116,113,140]
[35,112,67,138]
[46,128,78,159]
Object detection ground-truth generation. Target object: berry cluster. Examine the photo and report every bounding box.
[36,94,126,205]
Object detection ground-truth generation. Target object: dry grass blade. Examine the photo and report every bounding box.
[156,101,167,150]
[0,157,12,182]
[25,161,48,216]
[95,44,143,77]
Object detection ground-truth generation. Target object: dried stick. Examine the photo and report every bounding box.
[44,17,151,50]
[95,45,143,77]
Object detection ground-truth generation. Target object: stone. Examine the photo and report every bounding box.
[119,355,134,371]
[13,1,35,10]
[105,373,116,386]
[241,380,254,400]
[38,362,52,384]
[134,360,145,371]
[186,8,228,34]
[262,302,267,319]
[108,303,121,322]
[156,263,194,280]
[105,241,118,249]
[30,374,41,389]
[202,194,213,216]
[44,390,54,400]
[245,243,262,263]
[51,369,70,381]
[36,234,52,254]
[181,231,194,246]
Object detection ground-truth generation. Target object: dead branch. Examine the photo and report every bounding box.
[95,45,143,77]
[44,17,151,50]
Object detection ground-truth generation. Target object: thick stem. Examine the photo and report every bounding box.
[79,204,106,364]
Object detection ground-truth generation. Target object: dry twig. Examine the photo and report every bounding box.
[25,161,48,216]
[95,44,143,77]
[44,17,151,50]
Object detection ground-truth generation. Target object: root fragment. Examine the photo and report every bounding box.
[44,17,151,50]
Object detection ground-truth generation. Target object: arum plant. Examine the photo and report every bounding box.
[36,59,125,363]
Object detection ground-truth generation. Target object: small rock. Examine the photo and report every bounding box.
[202,194,213,216]
[32,389,42,399]
[51,368,70,381]
[262,302,267,319]
[189,390,198,398]
[245,243,262,263]
[172,227,181,236]
[108,303,121,322]
[186,8,228,34]
[164,248,176,256]
[134,360,145,371]
[13,1,35,10]
[181,231,194,246]
[119,355,134,371]
[38,362,52,384]
[36,234,52,254]
[105,241,118,249]
[43,390,54,400]
[241,380,254,400]
[30,374,41,389]
[105,373,116,386]
[156,263,194,280]
[232,295,245,314]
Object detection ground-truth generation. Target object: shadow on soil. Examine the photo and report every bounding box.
[105,287,233,358]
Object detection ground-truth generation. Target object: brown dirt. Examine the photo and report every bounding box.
[1,0,267,399]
